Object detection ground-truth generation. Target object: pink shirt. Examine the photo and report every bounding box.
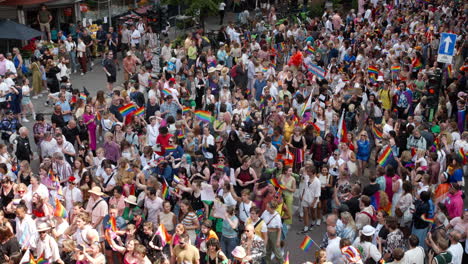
[446,190,464,219]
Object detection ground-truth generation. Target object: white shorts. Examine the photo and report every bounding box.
[302,199,319,209]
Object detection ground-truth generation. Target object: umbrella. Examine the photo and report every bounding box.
[0,19,42,40]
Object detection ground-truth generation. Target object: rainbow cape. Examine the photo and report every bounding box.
[377,146,393,166]
[119,103,137,116]
[194,110,214,123]
[368,66,379,75]
[54,199,67,218]
[391,65,401,72]
[268,178,286,190]
[372,126,383,140]
[300,236,313,251]
[156,224,172,247]
[134,107,145,117]
[421,213,434,224]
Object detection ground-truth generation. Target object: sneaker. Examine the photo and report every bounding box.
[316,219,322,226]
[91,62,95,67]
[44,102,49,106]
[300,226,309,234]
[32,96,38,99]
[32,114,36,120]
[22,118,29,122]
[81,73,84,76]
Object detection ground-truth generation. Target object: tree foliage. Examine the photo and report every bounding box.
[163,0,220,17]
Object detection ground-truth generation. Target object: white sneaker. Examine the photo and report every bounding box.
[32,96,38,99]
[91,62,95,67]
[316,219,322,226]
[81,72,84,76]
[32,114,36,120]
[22,118,29,122]
[300,226,309,234]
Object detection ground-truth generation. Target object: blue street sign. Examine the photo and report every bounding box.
[438,33,457,56]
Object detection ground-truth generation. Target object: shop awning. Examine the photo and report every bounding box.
[0,0,58,5]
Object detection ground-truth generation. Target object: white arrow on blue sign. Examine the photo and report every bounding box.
[438,33,457,56]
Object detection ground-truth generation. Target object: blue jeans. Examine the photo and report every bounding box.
[69,51,77,72]
[412,226,429,250]
[221,236,238,259]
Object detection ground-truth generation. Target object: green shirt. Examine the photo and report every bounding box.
[38,10,51,24]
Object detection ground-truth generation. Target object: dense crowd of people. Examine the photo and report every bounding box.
[0,0,467,263]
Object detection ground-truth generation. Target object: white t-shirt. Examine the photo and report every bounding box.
[448,243,463,264]
[402,246,425,264]
[131,30,141,46]
[145,196,163,226]
[219,2,226,11]
[310,177,321,199]
[0,82,9,102]
[326,237,343,264]
[261,210,282,229]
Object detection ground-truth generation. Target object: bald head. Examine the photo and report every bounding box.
[327,226,336,238]
[326,214,338,227]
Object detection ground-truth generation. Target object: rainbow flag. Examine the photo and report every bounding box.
[421,213,434,224]
[134,106,145,117]
[194,110,214,123]
[161,180,170,199]
[368,66,379,75]
[447,64,453,78]
[300,236,314,251]
[119,104,137,116]
[305,45,315,55]
[79,93,87,101]
[377,146,393,166]
[182,107,191,115]
[48,169,56,181]
[268,178,286,190]
[54,199,67,218]
[391,65,401,72]
[173,175,181,184]
[161,88,172,96]
[36,253,48,264]
[177,131,185,139]
[278,42,285,51]
[277,101,284,109]
[412,58,422,70]
[372,126,383,140]
[96,112,101,121]
[271,60,277,69]
[262,66,269,73]
[458,148,467,164]
[156,224,172,247]
[109,216,117,231]
[165,145,177,152]
[369,74,377,83]
[341,246,362,263]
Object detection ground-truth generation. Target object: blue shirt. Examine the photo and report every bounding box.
[254,79,267,101]
[56,100,72,122]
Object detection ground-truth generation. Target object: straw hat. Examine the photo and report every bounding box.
[88,186,105,196]
[124,195,138,205]
[221,67,229,75]
[208,67,216,73]
[215,64,223,71]
[231,246,247,258]
[36,222,52,232]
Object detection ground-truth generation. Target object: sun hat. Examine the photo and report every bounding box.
[208,67,216,73]
[216,64,223,71]
[88,187,105,196]
[36,222,52,232]
[124,195,138,205]
[362,225,376,236]
[221,67,229,75]
[231,246,247,258]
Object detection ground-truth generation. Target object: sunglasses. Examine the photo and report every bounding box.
[18,190,25,194]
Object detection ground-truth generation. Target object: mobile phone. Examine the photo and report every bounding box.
[77,245,84,251]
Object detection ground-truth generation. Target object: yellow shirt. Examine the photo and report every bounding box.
[283,122,295,142]
[378,89,392,110]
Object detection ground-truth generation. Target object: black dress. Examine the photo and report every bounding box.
[0,187,15,219]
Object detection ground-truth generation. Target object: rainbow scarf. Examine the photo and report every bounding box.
[372,126,383,140]
[305,45,315,55]
[134,106,145,117]
[54,199,68,218]
[300,236,314,251]
[79,93,87,101]
[194,110,214,123]
[421,213,434,224]
[391,65,401,72]
[368,66,379,75]
[268,178,286,190]
[412,58,422,70]
[182,107,191,115]
[118,103,137,116]
[377,146,393,166]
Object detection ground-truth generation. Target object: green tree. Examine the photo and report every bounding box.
[163,0,220,30]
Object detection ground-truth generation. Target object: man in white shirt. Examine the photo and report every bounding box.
[218,1,226,25]
[160,40,172,63]
[34,222,61,263]
[261,200,283,264]
[326,226,343,264]
[403,234,425,264]
[40,132,58,159]
[55,133,75,161]
[63,176,83,212]
[130,25,141,49]
[15,204,38,250]
[0,77,9,109]
[447,230,463,264]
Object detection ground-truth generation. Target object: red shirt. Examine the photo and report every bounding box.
[156,133,173,148]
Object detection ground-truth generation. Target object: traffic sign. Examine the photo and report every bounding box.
[437,33,457,64]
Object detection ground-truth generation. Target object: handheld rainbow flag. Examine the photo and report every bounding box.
[372,126,383,140]
[391,65,401,72]
[458,148,466,164]
[134,107,145,117]
[277,101,284,109]
[377,146,393,166]
[271,60,277,69]
[305,62,326,80]
[156,224,173,247]
[161,179,170,199]
[182,107,191,115]
[412,58,422,70]
[79,93,87,101]
[268,178,286,190]
[368,66,379,75]
[300,236,314,252]
[96,112,102,121]
[194,110,214,123]
[54,199,68,218]
[421,214,434,224]
[447,64,453,78]
[161,88,172,96]
[283,252,289,264]
[108,216,118,231]
[35,252,48,264]
[305,45,315,55]
[262,66,269,73]
[119,104,137,116]
[165,145,177,152]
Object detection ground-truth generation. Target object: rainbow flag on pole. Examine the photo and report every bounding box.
[377,146,393,166]
[161,179,170,199]
[305,45,315,55]
[156,224,172,247]
[368,66,379,75]
[391,65,401,72]
[182,107,191,115]
[300,236,314,251]
[372,126,383,140]
[194,110,214,123]
[268,178,286,190]
[54,198,68,218]
[412,58,422,71]
[161,88,172,96]
[119,104,137,116]
[79,93,87,101]
[134,106,145,117]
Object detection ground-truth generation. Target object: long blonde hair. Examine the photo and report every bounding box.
[341,211,357,231]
